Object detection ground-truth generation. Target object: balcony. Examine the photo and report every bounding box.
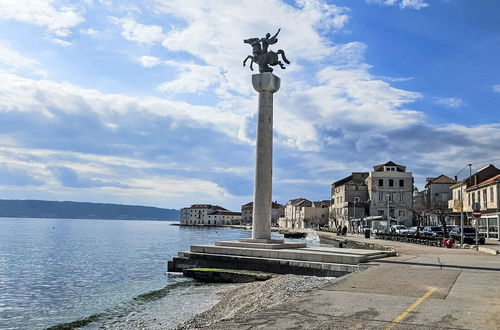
[448,199,462,212]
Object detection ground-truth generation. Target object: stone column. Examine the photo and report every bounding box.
[251,72,280,241]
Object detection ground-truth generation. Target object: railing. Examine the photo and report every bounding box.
[375,232,447,247]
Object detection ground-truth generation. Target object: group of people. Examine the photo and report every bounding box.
[336,224,348,236]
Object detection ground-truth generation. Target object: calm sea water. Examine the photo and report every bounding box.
[0,218,270,330]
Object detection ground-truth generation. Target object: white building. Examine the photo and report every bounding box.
[180,204,241,226]
[278,198,329,229]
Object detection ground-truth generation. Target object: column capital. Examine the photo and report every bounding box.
[252,72,280,93]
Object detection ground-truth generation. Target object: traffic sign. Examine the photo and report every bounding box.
[473,209,481,218]
[472,202,480,210]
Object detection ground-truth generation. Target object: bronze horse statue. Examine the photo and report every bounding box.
[243,30,290,73]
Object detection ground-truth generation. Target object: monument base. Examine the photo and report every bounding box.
[240,238,284,244]
[216,240,306,249]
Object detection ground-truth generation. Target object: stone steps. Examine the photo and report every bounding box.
[169,251,364,277]
[189,244,394,264]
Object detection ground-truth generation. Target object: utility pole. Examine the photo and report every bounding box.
[353,201,357,234]
[460,183,464,245]
[386,194,391,232]
[469,164,479,251]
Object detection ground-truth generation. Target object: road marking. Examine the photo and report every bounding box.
[385,287,437,330]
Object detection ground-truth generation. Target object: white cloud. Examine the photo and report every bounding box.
[366,0,429,10]
[138,55,161,67]
[50,38,72,47]
[79,28,100,36]
[434,97,466,109]
[0,40,41,73]
[110,16,165,44]
[492,84,500,93]
[0,0,84,36]
[0,71,243,140]
[159,62,224,94]
[0,145,236,208]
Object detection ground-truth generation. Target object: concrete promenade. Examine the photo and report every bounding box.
[207,234,500,329]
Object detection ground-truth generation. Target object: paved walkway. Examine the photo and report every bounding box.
[208,234,500,329]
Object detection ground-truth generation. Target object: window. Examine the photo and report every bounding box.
[399,194,404,202]
[378,209,385,216]
[378,179,383,187]
[388,194,393,202]
[389,179,394,187]
[468,192,471,205]
[379,193,383,202]
[491,187,495,202]
[399,179,404,188]
[399,210,405,217]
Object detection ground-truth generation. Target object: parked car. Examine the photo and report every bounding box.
[390,225,410,235]
[449,227,486,244]
[421,226,445,237]
[407,226,424,234]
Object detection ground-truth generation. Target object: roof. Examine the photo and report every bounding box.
[190,204,228,211]
[425,175,457,185]
[467,173,500,191]
[288,198,312,206]
[313,200,330,207]
[373,161,406,172]
[242,201,282,210]
[333,175,353,187]
[463,164,500,190]
[209,210,242,216]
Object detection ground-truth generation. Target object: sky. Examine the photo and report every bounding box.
[0,0,499,211]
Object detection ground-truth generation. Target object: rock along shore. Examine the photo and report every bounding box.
[175,274,337,329]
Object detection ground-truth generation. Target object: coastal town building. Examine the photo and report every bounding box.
[240,201,283,226]
[180,204,241,226]
[329,161,414,230]
[449,164,500,240]
[278,198,329,229]
[329,172,369,230]
[420,175,458,225]
[366,161,414,227]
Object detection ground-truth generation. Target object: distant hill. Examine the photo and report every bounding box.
[0,199,179,221]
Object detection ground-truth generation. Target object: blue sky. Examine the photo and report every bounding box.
[0,0,499,211]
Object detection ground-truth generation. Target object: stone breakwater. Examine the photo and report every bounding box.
[176,274,336,329]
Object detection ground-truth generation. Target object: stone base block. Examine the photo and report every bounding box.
[216,240,306,249]
[240,238,284,244]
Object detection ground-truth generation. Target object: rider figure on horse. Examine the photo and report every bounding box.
[243,28,290,73]
[260,29,280,54]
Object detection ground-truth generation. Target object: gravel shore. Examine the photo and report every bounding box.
[176,274,336,329]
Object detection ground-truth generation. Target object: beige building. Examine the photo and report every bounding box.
[449,164,500,240]
[180,204,241,226]
[278,198,329,229]
[240,201,283,226]
[330,161,414,230]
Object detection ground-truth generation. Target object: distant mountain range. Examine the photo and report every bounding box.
[0,199,179,221]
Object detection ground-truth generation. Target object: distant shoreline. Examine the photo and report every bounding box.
[0,216,178,222]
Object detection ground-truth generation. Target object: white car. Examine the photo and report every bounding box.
[390,225,410,235]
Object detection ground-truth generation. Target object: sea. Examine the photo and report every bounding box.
[0,218,318,330]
